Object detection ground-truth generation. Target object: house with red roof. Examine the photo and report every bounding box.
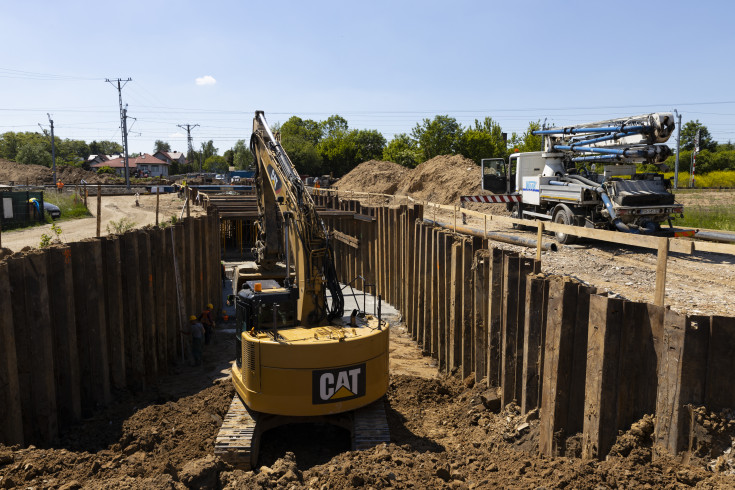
[91,153,171,177]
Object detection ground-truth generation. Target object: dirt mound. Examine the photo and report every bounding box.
[335,155,482,205]
[335,160,409,195]
[2,370,732,489]
[397,154,481,204]
[0,158,115,185]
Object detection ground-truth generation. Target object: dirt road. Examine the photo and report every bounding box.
[1,193,204,252]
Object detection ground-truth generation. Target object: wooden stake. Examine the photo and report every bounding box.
[96,185,102,237]
[536,222,544,262]
[155,186,160,226]
[453,206,457,233]
[186,187,191,218]
[654,237,669,306]
[483,214,487,238]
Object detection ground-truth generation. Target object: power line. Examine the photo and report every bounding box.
[106,77,133,189]
[177,123,200,171]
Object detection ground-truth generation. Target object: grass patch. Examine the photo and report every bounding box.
[672,204,735,231]
[44,192,92,220]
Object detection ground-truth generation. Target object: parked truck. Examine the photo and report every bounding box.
[461,113,691,243]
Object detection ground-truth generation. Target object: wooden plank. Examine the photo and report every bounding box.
[428,226,437,357]
[539,277,579,457]
[0,261,23,445]
[654,237,669,306]
[486,247,503,387]
[151,229,168,374]
[653,311,709,458]
[420,225,431,353]
[449,240,462,371]
[705,316,735,411]
[514,257,536,399]
[100,237,125,390]
[137,231,158,382]
[615,301,658,433]
[120,232,145,389]
[473,251,488,383]
[568,284,596,436]
[461,239,474,378]
[71,241,111,415]
[521,275,547,414]
[581,294,624,460]
[46,246,82,425]
[501,255,521,407]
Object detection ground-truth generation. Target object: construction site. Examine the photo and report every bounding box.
[1,112,735,490]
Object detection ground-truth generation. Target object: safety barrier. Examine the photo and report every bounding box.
[0,213,222,447]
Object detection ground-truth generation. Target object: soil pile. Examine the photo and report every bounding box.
[335,160,410,196]
[336,155,483,205]
[0,159,116,185]
[397,155,481,204]
[2,371,733,488]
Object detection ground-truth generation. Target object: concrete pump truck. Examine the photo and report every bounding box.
[462,113,692,243]
[214,112,390,469]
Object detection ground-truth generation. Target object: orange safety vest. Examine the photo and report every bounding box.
[56,181,64,190]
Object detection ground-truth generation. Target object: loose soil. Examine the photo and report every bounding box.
[0,159,118,185]
[336,155,481,205]
[2,323,734,489]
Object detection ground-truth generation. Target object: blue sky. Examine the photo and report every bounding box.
[1,0,734,155]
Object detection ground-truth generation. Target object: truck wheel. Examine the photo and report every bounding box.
[511,205,528,231]
[553,205,577,244]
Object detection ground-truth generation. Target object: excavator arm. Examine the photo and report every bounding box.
[249,110,343,324]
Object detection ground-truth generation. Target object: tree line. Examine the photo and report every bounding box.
[2,117,732,178]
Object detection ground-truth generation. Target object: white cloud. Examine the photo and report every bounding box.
[170,132,185,139]
[195,75,216,86]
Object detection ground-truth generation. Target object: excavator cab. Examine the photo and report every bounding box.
[481,158,507,194]
[234,280,296,368]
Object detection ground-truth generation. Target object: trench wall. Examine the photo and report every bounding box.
[316,194,735,461]
[0,213,222,447]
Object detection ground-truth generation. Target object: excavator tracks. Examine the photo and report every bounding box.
[214,396,390,468]
[214,395,258,469]
[352,399,391,450]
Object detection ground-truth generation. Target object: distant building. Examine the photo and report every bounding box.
[153,151,187,167]
[91,153,170,177]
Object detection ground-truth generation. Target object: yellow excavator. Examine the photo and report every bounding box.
[215,111,390,468]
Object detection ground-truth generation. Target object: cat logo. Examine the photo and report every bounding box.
[312,363,366,404]
[266,164,282,194]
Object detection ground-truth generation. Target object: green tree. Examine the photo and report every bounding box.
[89,140,123,155]
[383,133,421,168]
[232,139,254,170]
[680,120,717,152]
[411,115,463,161]
[279,117,322,175]
[352,129,386,163]
[458,117,507,164]
[509,120,543,153]
[16,142,52,167]
[320,115,349,138]
[200,140,218,160]
[154,140,171,153]
[204,155,228,173]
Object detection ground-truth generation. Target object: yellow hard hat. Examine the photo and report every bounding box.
[189,315,197,321]
[207,303,213,309]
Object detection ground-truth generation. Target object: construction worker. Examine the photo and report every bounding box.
[56,179,64,194]
[200,303,215,345]
[183,315,205,366]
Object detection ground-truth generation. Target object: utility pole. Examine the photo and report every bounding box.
[106,77,132,189]
[177,123,199,174]
[38,113,57,184]
[673,109,682,190]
